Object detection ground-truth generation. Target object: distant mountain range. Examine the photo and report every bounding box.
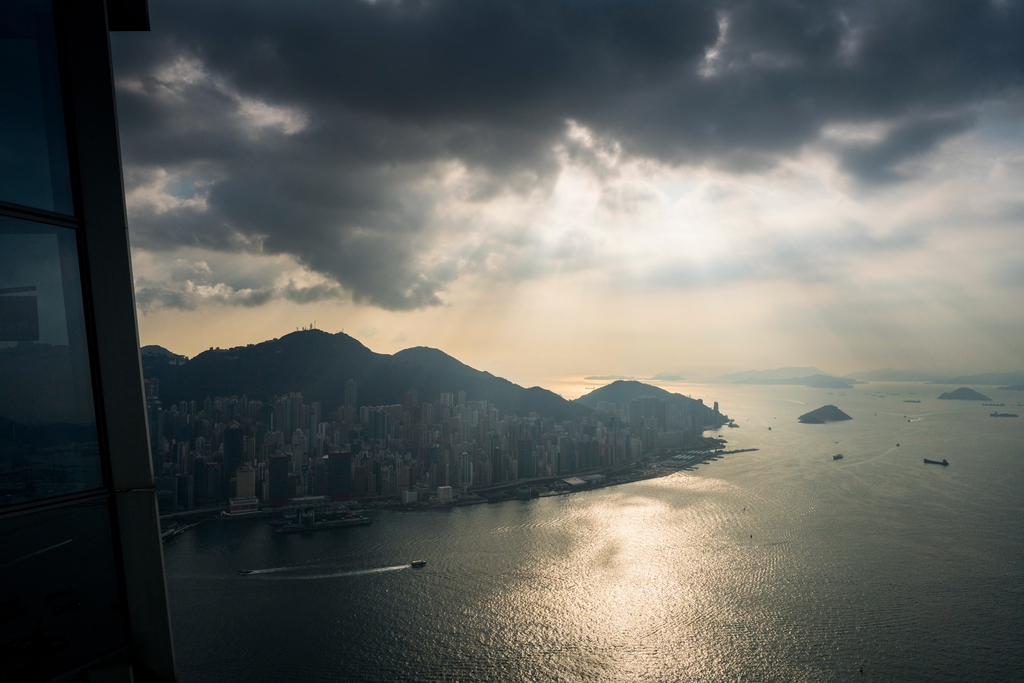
[732,374,863,389]
[142,330,590,421]
[583,371,688,381]
[574,380,726,423]
[718,366,1024,385]
[844,368,940,382]
[718,367,825,382]
[929,372,1024,386]
[842,368,1024,384]
[650,371,687,381]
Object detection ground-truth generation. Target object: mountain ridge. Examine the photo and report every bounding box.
[142,330,590,421]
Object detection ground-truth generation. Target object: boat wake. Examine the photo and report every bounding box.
[248,564,411,580]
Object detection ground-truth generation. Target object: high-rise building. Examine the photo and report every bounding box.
[328,451,353,501]
[437,485,453,504]
[345,378,357,407]
[517,439,535,479]
[268,454,292,506]
[224,421,244,495]
[235,465,256,499]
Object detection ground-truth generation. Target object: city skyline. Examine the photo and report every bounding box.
[110,0,1024,384]
[145,370,727,516]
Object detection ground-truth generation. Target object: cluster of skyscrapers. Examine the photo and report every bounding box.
[145,378,724,515]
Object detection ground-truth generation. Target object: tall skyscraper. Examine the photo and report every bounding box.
[328,451,353,501]
[235,465,256,499]
[268,454,291,505]
[345,378,357,407]
[517,440,535,479]
[223,421,244,497]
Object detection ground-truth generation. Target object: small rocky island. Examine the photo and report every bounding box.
[798,405,853,424]
[938,387,992,401]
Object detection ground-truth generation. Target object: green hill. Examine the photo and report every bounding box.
[142,330,590,420]
[574,380,727,425]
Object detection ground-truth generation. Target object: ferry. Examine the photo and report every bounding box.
[238,569,254,575]
[923,459,949,466]
[903,399,921,403]
[833,454,843,460]
[274,514,372,534]
[411,560,427,569]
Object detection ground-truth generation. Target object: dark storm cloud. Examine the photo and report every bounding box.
[838,113,976,184]
[112,0,1024,310]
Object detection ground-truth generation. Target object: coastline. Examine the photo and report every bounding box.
[160,435,754,537]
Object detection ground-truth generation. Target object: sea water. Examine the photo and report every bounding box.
[163,382,1024,682]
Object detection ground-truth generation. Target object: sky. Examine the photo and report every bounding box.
[111,0,1024,387]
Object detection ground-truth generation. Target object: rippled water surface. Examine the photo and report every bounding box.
[164,383,1024,682]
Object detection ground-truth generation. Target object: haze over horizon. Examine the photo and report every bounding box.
[111,0,1024,386]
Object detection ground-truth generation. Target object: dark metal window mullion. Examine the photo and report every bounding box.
[49,1,140,671]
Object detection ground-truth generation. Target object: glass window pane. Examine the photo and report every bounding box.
[0,216,101,506]
[0,0,74,214]
[0,499,126,680]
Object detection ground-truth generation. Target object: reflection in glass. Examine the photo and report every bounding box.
[0,217,100,506]
[0,499,125,680]
[0,0,74,214]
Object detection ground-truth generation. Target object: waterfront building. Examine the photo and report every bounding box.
[228,496,259,515]
[236,465,256,498]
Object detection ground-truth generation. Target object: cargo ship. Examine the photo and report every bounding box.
[990,412,1018,418]
[903,399,921,403]
[923,458,949,466]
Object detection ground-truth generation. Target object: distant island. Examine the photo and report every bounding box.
[937,387,992,401]
[798,405,853,424]
[735,374,862,389]
[999,385,1024,391]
